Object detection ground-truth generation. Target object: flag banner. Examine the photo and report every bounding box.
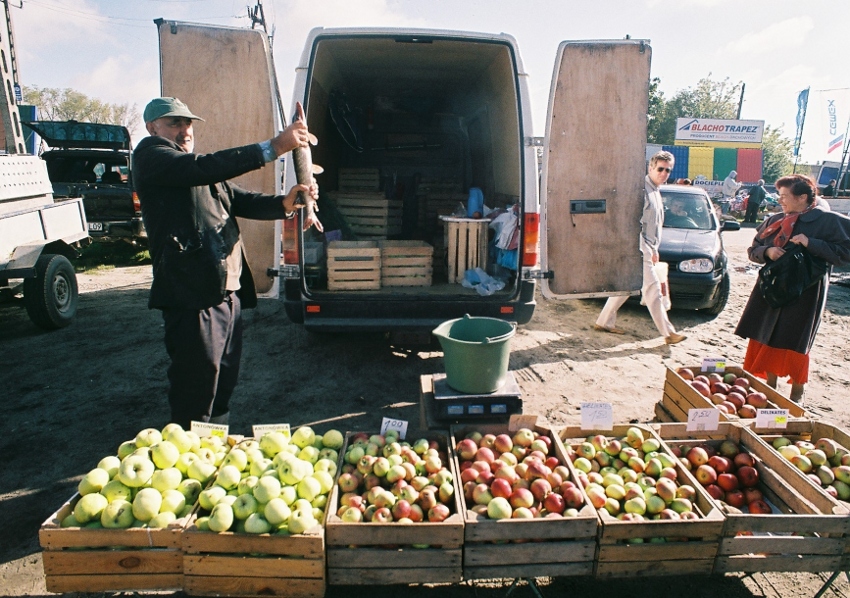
[793,88,809,158]
[800,89,850,163]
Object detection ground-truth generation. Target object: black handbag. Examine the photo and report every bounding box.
[757,243,828,308]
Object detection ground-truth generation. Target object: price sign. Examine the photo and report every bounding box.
[701,357,726,373]
[686,408,720,432]
[252,423,291,439]
[580,403,613,431]
[191,421,228,439]
[509,414,539,432]
[755,409,789,429]
[381,417,408,440]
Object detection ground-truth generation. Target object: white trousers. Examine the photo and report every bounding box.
[595,254,676,338]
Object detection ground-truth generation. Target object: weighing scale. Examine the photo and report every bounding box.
[430,371,522,422]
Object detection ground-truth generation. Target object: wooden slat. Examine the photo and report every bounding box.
[45,573,182,593]
[717,536,844,556]
[714,554,841,573]
[327,566,462,585]
[463,539,596,565]
[327,546,460,569]
[598,540,718,561]
[43,549,182,576]
[464,562,593,580]
[184,575,325,597]
[183,554,324,578]
[596,558,714,578]
[183,529,324,557]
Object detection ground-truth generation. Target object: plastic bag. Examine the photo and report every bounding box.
[462,267,506,296]
[640,261,671,311]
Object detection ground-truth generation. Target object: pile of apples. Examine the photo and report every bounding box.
[65,423,228,530]
[335,430,456,524]
[769,436,850,503]
[565,427,702,523]
[678,368,771,418]
[454,427,584,521]
[194,426,343,535]
[667,439,771,514]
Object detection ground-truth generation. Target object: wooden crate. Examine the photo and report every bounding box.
[182,517,325,598]
[450,423,599,580]
[441,216,488,284]
[325,431,464,586]
[327,191,401,238]
[379,240,433,287]
[326,241,381,291]
[559,424,725,578]
[660,365,809,424]
[339,168,380,191]
[420,190,466,236]
[39,493,185,593]
[652,422,850,574]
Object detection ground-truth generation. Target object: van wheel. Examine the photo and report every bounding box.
[23,254,78,329]
[701,272,730,316]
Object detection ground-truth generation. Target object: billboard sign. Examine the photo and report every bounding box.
[675,118,765,145]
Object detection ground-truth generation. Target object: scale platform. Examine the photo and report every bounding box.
[419,372,522,429]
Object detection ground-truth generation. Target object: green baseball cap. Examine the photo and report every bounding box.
[143,97,205,123]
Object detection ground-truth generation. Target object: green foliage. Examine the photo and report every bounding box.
[75,241,150,273]
[22,85,140,132]
[762,125,794,183]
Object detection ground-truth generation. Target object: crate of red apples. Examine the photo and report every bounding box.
[450,423,598,580]
[657,365,808,423]
[558,424,724,578]
[324,429,464,585]
[653,422,850,573]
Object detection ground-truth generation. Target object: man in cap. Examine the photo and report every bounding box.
[133,97,319,428]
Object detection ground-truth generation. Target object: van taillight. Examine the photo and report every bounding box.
[132,192,141,215]
[282,214,300,264]
[522,213,540,267]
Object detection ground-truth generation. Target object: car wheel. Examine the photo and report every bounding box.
[23,254,79,329]
[701,272,730,316]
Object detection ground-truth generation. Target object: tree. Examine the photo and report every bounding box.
[761,125,794,183]
[21,86,140,132]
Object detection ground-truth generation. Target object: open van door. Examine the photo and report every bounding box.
[156,20,281,296]
[540,40,651,299]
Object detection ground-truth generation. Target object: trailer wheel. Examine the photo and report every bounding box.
[23,254,78,329]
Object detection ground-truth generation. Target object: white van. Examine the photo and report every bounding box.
[156,23,650,332]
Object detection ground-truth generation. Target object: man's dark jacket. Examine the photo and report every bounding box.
[747,184,766,209]
[133,136,287,311]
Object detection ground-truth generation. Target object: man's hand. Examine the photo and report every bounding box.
[282,182,323,232]
[270,103,311,157]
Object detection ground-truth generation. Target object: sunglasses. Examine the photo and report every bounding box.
[656,167,672,173]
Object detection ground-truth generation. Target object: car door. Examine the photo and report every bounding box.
[540,40,651,299]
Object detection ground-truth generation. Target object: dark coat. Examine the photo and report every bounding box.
[133,135,287,311]
[747,184,766,208]
[735,206,850,354]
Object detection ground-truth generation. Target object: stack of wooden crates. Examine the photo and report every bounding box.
[326,168,402,239]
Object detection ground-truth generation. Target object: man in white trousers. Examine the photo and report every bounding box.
[594,150,687,345]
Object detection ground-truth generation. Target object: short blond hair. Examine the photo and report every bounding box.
[650,150,675,168]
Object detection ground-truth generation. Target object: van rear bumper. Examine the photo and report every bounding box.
[283,279,536,332]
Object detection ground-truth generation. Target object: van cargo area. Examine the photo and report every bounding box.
[293,33,526,305]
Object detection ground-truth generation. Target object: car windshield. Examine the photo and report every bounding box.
[661,190,714,230]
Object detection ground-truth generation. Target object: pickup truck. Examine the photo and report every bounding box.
[23,120,146,244]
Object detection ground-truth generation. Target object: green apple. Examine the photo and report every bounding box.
[192,446,217,464]
[246,448,266,466]
[312,471,334,495]
[73,493,108,524]
[264,498,292,526]
[188,459,217,484]
[161,422,183,438]
[132,487,163,522]
[259,432,290,458]
[195,516,211,531]
[232,494,259,520]
[322,429,344,451]
[199,486,228,511]
[131,446,152,461]
[296,477,323,503]
[280,486,297,506]
[151,467,183,492]
[314,458,337,478]
[135,428,163,448]
[222,448,248,472]
[97,456,122,479]
[177,478,202,505]
[101,479,133,503]
[160,489,187,515]
[244,512,272,534]
[291,427,316,450]
[151,441,181,469]
[118,455,155,488]
[216,465,242,491]
[237,476,260,496]
[208,503,234,532]
[175,452,199,475]
[149,511,177,528]
[250,457,274,477]
[278,458,312,485]
[253,476,281,504]
[298,446,320,465]
[117,440,137,459]
[101,500,134,529]
[287,508,316,535]
[179,504,194,518]
[78,467,110,496]
[61,513,81,528]
[163,427,194,453]
[317,448,339,464]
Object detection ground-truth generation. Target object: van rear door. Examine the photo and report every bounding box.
[156,20,281,296]
[540,40,651,299]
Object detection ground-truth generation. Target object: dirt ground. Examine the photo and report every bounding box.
[3,226,850,597]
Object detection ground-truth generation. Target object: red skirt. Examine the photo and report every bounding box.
[743,339,809,384]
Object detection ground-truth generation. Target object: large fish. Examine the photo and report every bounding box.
[292,101,324,232]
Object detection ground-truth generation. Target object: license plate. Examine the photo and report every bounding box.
[88,222,104,232]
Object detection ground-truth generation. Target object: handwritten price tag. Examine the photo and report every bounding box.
[252,423,291,439]
[191,421,228,439]
[755,409,789,429]
[701,357,726,373]
[381,417,408,440]
[580,403,613,431]
[686,408,720,432]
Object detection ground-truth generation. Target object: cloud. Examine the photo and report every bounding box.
[720,17,814,56]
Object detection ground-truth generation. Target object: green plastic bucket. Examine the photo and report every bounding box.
[432,314,517,394]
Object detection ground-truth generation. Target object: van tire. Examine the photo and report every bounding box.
[23,254,78,329]
[701,272,730,316]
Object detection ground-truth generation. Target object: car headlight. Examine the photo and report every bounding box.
[678,258,714,273]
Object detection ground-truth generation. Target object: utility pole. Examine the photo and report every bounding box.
[248,1,267,32]
[0,0,24,153]
[736,83,745,120]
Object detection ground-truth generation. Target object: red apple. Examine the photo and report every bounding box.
[705,484,725,501]
[695,464,718,486]
[707,455,733,474]
[742,487,764,504]
[428,503,451,522]
[738,405,757,419]
[746,392,769,409]
[456,438,478,461]
[734,377,750,390]
[737,466,760,488]
[726,393,746,410]
[733,452,756,469]
[691,380,711,397]
[717,472,739,492]
[725,489,746,508]
[392,499,412,520]
[475,447,495,464]
[562,486,584,509]
[543,491,566,514]
[490,477,513,500]
[530,478,553,502]
[509,487,535,509]
[677,368,695,381]
[747,499,771,514]
[687,447,710,468]
[493,434,513,454]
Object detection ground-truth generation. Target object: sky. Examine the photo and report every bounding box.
[9,0,850,165]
